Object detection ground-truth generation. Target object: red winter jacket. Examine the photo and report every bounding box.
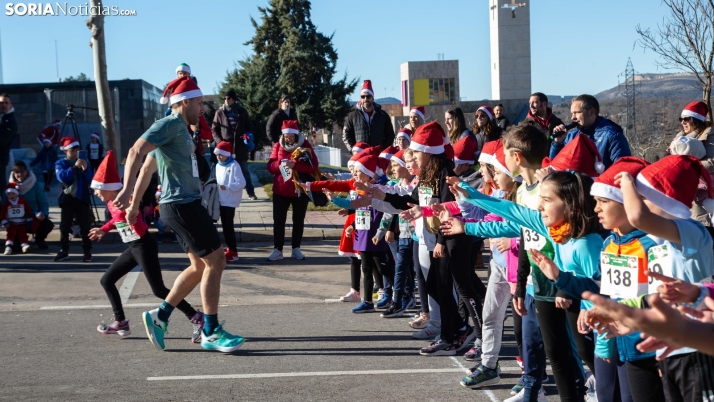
[267,134,318,198]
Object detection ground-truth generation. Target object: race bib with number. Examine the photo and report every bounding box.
[647,244,674,294]
[600,252,640,299]
[116,221,140,243]
[191,153,199,178]
[280,164,293,181]
[89,144,99,159]
[7,205,24,219]
[418,187,434,206]
[355,210,371,230]
[523,228,546,251]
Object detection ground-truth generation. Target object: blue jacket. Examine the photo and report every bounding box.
[30,146,58,172]
[550,116,631,168]
[55,158,94,206]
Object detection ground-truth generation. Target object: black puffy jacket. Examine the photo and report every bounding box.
[342,103,395,149]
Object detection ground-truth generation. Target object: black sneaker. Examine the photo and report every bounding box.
[53,251,69,262]
[36,239,49,249]
[455,326,477,353]
[380,303,405,318]
[419,339,456,356]
[83,252,92,262]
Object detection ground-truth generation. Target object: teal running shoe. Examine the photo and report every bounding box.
[201,322,245,353]
[461,364,501,389]
[142,309,168,350]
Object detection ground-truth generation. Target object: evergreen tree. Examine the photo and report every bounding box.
[220,0,357,146]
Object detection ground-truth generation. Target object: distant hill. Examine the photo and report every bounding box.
[349,97,402,106]
[595,72,703,101]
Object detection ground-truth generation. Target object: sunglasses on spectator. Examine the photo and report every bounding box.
[679,117,693,122]
[360,95,372,99]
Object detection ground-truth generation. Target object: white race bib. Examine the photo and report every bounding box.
[280,163,293,181]
[355,209,371,230]
[647,244,674,294]
[191,153,199,178]
[7,205,24,219]
[116,221,140,243]
[90,144,99,159]
[600,252,639,299]
[523,228,546,251]
[418,187,433,206]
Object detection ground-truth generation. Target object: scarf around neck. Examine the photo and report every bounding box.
[11,171,37,195]
[218,156,235,166]
[548,222,572,244]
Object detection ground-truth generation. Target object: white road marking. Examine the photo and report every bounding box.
[147,368,466,381]
[450,356,499,402]
[119,266,142,304]
[40,303,157,310]
[324,299,342,303]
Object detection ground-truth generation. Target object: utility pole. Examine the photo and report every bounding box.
[86,0,118,165]
[619,58,638,152]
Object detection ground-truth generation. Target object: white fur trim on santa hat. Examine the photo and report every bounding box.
[354,161,375,178]
[409,141,445,154]
[282,128,300,135]
[396,132,411,142]
[90,133,101,140]
[478,153,493,164]
[352,146,364,153]
[165,89,203,106]
[410,108,425,121]
[42,139,51,144]
[5,188,18,194]
[491,158,516,180]
[61,141,79,150]
[636,175,692,220]
[682,109,707,122]
[454,158,475,166]
[390,155,407,168]
[214,148,232,157]
[90,180,123,191]
[176,64,191,74]
[360,88,374,97]
[590,182,623,204]
[53,121,61,126]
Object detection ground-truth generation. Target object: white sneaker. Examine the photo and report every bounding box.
[504,387,546,402]
[412,323,441,340]
[267,248,284,261]
[291,248,306,260]
[3,246,12,255]
[21,244,30,253]
[340,289,361,302]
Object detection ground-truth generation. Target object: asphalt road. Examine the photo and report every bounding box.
[0,240,557,401]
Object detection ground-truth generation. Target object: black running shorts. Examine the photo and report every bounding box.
[159,200,221,258]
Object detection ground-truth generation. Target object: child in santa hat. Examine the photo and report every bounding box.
[86,132,104,173]
[88,151,203,341]
[213,141,246,262]
[54,136,94,262]
[30,138,58,192]
[0,183,34,255]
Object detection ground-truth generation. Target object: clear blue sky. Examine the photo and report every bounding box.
[0,0,674,101]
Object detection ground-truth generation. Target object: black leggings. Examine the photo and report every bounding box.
[513,298,523,359]
[625,357,664,402]
[272,194,308,251]
[534,300,585,402]
[219,206,237,252]
[565,301,596,375]
[448,234,484,339]
[427,248,464,344]
[350,256,361,292]
[360,251,394,302]
[59,198,92,252]
[100,234,196,322]
[43,171,53,187]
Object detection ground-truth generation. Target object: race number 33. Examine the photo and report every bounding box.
[600,252,638,299]
[523,228,546,250]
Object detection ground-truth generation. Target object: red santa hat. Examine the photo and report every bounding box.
[160,76,203,105]
[636,155,713,219]
[90,132,101,141]
[214,141,234,157]
[444,143,454,161]
[53,119,61,127]
[396,127,412,143]
[410,106,425,121]
[90,150,122,191]
[409,122,446,154]
[477,106,494,120]
[5,182,18,195]
[453,136,477,166]
[478,139,502,164]
[360,80,374,97]
[353,155,379,178]
[352,141,370,154]
[590,156,650,203]
[42,138,52,145]
[281,120,300,135]
[59,136,79,151]
[348,146,379,167]
[391,149,407,168]
[542,134,605,177]
[379,145,399,160]
[682,101,709,122]
[492,143,519,180]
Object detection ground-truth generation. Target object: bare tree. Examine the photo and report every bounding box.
[636,0,714,112]
[86,0,117,165]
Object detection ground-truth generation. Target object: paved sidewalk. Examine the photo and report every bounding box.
[42,171,344,243]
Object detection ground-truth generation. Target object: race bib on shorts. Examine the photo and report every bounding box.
[600,252,639,299]
[647,244,674,294]
[191,153,199,178]
[7,205,24,219]
[355,210,371,231]
[116,221,140,243]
